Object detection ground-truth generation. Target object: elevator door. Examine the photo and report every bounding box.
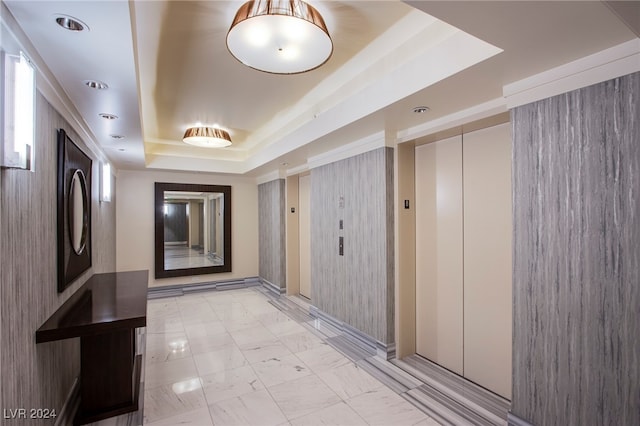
[299,174,311,299]
[415,136,464,375]
[414,124,512,399]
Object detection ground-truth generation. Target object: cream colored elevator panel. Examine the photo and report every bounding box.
[299,174,311,299]
[463,123,512,399]
[415,136,464,375]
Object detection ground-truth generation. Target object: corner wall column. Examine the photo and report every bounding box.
[510,71,639,425]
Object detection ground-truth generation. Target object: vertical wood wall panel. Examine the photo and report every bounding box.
[258,179,286,289]
[1,92,116,424]
[511,72,639,425]
[310,148,394,343]
[462,123,512,399]
[415,136,464,375]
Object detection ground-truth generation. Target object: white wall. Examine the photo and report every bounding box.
[116,169,259,287]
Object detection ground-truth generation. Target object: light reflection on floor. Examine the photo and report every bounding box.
[164,246,223,270]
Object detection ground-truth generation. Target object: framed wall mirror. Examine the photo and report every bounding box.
[57,129,92,292]
[154,182,231,278]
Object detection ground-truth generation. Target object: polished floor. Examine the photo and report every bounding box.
[139,287,439,425]
[164,245,223,270]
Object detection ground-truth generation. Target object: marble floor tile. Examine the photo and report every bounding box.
[200,365,264,404]
[175,294,208,306]
[212,302,254,321]
[188,332,236,355]
[145,357,199,389]
[269,374,341,420]
[209,389,287,426]
[145,407,213,426]
[147,298,179,318]
[142,287,448,426]
[295,343,351,373]
[317,363,384,400]
[230,324,277,346]
[193,344,248,376]
[278,331,324,353]
[264,318,309,337]
[239,338,293,364]
[251,354,312,387]
[289,401,368,426]
[143,379,207,424]
[242,300,281,315]
[204,293,238,306]
[177,299,214,313]
[180,310,220,326]
[146,314,185,334]
[256,311,296,327]
[145,332,191,364]
[347,387,428,426]
[221,317,263,333]
[184,321,227,340]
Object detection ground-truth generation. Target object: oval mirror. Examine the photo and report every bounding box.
[68,169,89,255]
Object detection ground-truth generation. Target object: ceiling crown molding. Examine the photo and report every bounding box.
[504,39,640,108]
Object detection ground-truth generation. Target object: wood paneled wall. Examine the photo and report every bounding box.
[310,147,395,344]
[511,72,639,425]
[258,179,286,289]
[0,92,116,423]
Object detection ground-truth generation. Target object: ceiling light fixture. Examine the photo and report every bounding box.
[98,113,118,120]
[84,80,108,90]
[183,127,232,148]
[226,0,333,74]
[110,134,125,140]
[55,15,88,32]
[413,106,430,114]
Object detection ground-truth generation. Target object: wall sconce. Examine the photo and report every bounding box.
[100,162,112,202]
[1,51,35,171]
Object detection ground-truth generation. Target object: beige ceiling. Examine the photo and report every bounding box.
[3,1,638,176]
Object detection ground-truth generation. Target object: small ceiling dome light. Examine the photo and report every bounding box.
[412,106,430,114]
[109,134,125,140]
[183,127,232,148]
[98,113,118,120]
[84,80,108,90]
[55,15,88,32]
[227,0,333,74]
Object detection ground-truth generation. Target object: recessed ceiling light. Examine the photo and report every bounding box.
[412,106,430,114]
[55,15,88,32]
[117,148,126,152]
[110,134,125,140]
[84,80,108,90]
[99,113,118,120]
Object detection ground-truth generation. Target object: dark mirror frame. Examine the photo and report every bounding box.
[154,182,232,278]
[57,129,92,292]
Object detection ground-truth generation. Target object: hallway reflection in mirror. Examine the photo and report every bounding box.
[154,182,231,278]
[163,191,224,270]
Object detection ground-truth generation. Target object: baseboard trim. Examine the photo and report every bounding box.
[55,377,79,426]
[147,277,261,299]
[508,412,534,426]
[260,278,286,295]
[309,306,395,360]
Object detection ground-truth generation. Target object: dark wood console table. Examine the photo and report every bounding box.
[36,270,149,425]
